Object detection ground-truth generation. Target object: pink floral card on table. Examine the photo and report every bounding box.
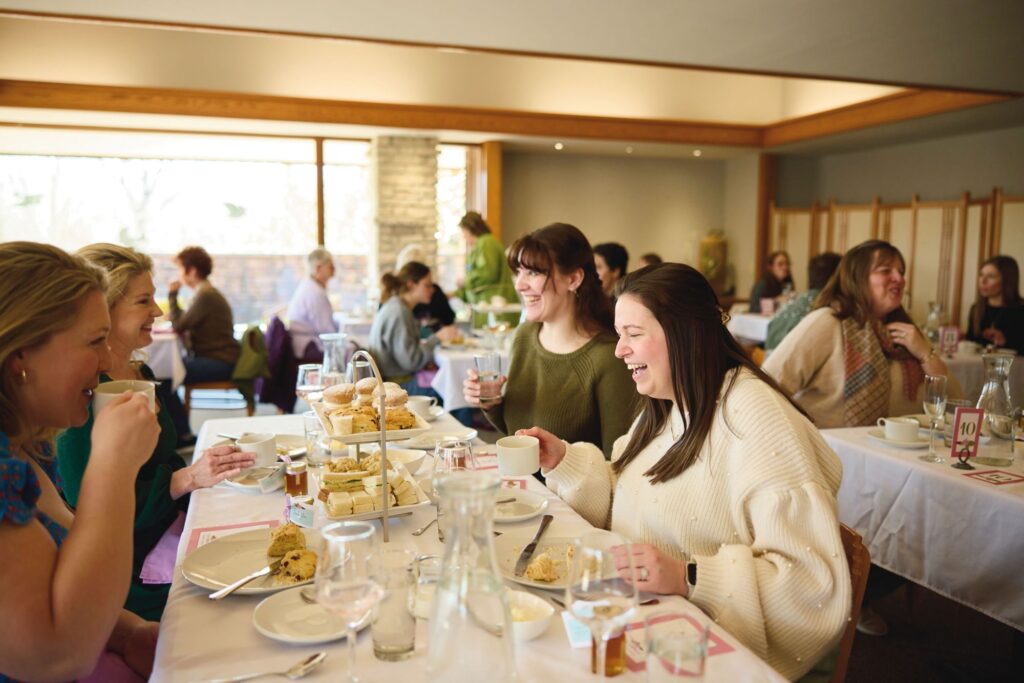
[963,470,1024,486]
[624,613,734,673]
[949,407,984,460]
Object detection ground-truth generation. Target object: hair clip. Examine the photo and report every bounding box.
[719,308,731,325]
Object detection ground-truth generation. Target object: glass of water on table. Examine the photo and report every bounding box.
[919,374,947,463]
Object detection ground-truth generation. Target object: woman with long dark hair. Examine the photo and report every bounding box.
[966,255,1023,353]
[463,223,636,456]
[520,263,849,680]
[764,240,951,428]
[748,250,793,313]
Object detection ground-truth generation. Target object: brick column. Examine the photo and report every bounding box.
[372,136,439,287]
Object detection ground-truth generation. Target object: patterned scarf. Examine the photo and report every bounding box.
[841,316,924,426]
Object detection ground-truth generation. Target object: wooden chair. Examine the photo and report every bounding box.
[831,524,871,683]
[183,380,254,418]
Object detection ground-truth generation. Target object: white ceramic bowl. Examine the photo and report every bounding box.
[383,447,428,476]
[508,590,555,641]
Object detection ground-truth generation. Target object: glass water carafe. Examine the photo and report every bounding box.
[977,352,1014,443]
[427,471,516,682]
[925,302,945,344]
[319,332,349,388]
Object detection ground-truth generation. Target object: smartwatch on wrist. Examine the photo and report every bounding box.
[686,562,698,587]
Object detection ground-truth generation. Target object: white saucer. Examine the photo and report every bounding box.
[223,465,283,492]
[253,586,371,644]
[395,426,478,450]
[866,428,929,449]
[494,489,549,523]
[422,406,445,422]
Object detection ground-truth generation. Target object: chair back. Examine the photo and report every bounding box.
[831,524,871,683]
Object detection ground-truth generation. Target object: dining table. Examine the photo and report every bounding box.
[142,329,186,389]
[726,312,772,344]
[822,426,1024,632]
[943,351,1023,402]
[152,411,786,682]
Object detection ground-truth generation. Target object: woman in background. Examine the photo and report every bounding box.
[452,212,518,325]
[0,242,160,681]
[59,244,255,621]
[394,244,456,332]
[748,250,793,313]
[966,255,1023,353]
[463,223,637,457]
[521,263,848,680]
[369,262,458,392]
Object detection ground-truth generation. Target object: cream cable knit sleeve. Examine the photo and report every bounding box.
[544,370,850,680]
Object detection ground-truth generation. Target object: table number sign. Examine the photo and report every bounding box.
[950,406,984,470]
[938,326,960,355]
[963,470,1024,486]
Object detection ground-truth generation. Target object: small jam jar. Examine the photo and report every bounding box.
[284,461,308,496]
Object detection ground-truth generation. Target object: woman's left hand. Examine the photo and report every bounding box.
[982,327,1007,347]
[886,322,931,360]
[122,619,159,678]
[186,445,256,491]
[611,543,689,597]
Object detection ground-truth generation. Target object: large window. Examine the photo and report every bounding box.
[436,144,468,291]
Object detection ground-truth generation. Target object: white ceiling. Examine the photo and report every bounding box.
[2,0,1022,93]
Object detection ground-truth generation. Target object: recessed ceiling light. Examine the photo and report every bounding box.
[625,146,634,154]
[692,149,703,157]
[554,142,564,151]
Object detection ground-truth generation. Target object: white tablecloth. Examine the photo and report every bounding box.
[727,312,772,344]
[945,352,1023,403]
[142,332,186,389]
[823,427,1024,631]
[432,346,511,411]
[152,413,784,682]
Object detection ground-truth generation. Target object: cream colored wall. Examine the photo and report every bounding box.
[722,155,760,298]
[501,152,725,270]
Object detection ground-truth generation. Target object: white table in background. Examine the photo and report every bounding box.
[822,427,1024,632]
[432,345,511,411]
[152,412,785,682]
[727,312,772,344]
[944,351,1023,402]
[143,331,186,389]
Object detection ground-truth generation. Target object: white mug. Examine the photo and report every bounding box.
[876,417,919,442]
[496,435,540,476]
[236,432,277,467]
[407,395,438,418]
[93,380,156,415]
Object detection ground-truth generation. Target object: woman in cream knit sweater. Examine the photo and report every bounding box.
[521,264,849,681]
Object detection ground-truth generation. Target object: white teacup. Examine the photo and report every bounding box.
[407,395,438,418]
[236,432,277,467]
[92,380,156,415]
[496,435,540,476]
[957,340,981,355]
[876,417,920,442]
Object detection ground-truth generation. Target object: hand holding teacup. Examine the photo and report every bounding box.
[179,444,257,492]
[91,392,160,472]
[515,426,566,470]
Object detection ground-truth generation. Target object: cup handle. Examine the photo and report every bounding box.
[876,418,886,427]
[428,397,438,408]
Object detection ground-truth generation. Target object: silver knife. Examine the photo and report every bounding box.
[208,558,282,600]
[514,514,553,576]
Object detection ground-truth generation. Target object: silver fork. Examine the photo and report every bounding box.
[209,559,282,600]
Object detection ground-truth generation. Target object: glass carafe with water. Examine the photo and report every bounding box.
[976,353,1015,465]
[925,302,945,344]
[427,471,515,682]
[319,332,348,388]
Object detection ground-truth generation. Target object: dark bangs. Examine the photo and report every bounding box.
[508,233,553,276]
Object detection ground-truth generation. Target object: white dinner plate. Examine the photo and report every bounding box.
[181,527,320,595]
[223,465,283,493]
[493,533,574,591]
[276,434,307,459]
[394,426,478,450]
[253,586,370,644]
[866,428,929,449]
[494,489,549,524]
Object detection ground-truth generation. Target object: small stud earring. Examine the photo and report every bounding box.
[19,369,28,384]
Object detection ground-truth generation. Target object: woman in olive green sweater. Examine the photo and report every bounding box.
[463,223,637,457]
[57,244,255,620]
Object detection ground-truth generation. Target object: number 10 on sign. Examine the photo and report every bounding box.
[950,407,983,470]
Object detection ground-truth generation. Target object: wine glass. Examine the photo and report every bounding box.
[296,363,324,404]
[347,359,373,385]
[316,521,384,683]
[566,530,639,678]
[919,374,948,463]
[430,438,475,542]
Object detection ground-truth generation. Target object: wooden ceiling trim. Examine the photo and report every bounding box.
[0,79,762,147]
[761,90,1010,147]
